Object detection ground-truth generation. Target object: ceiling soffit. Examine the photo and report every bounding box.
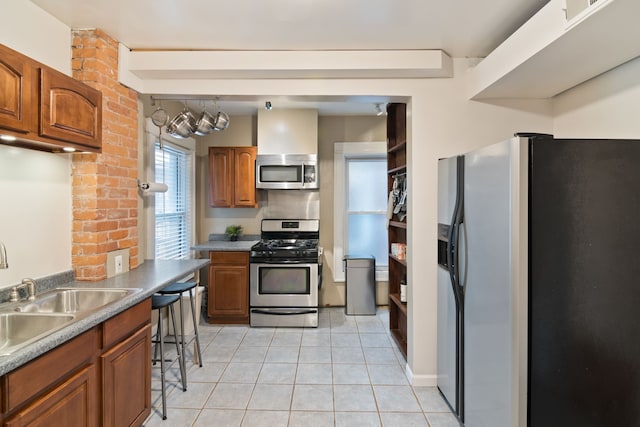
[119,49,453,90]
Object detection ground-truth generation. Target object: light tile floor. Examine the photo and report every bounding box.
[143,307,459,427]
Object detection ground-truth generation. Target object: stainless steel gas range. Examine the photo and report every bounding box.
[249,219,321,327]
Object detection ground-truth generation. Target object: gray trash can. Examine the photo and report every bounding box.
[344,255,376,315]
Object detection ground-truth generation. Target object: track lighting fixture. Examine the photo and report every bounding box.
[265,101,273,110]
[375,103,385,116]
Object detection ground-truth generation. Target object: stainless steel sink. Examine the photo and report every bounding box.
[14,288,138,314]
[0,313,75,355]
[0,287,141,355]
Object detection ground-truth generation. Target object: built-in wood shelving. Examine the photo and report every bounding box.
[386,103,408,358]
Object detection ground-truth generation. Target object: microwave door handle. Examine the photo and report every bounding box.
[302,163,308,185]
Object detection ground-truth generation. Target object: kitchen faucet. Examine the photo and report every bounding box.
[10,278,36,302]
[0,242,7,269]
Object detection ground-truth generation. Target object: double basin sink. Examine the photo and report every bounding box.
[0,287,141,356]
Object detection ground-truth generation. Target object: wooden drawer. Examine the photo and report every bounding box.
[210,251,249,265]
[102,299,151,350]
[3,328,99,413]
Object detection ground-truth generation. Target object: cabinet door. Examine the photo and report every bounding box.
[209,265,249,318]
[208,252,249,323]
[40,67,102,149]
[101,325,151,427]
[5,365,97,427]
[0,44,36,133]
[234,146,257,207]
[209,147,233,207]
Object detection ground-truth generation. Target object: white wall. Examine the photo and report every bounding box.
[0,146,72,287]
[257,109,318,154]
[553,56,640,139]
[407,59,552,384]
[2,0,71,75]
[0,0,73,288]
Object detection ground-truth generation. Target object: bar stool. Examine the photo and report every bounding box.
[157,281,203,386]
[151,294,186,420]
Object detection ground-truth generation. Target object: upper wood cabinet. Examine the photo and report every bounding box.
[0,45,36,134]
[40,67,102,149]
[0,44,102,152]
[208,146,257,208]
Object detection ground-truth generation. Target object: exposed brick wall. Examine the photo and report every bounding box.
[71,29,139,281]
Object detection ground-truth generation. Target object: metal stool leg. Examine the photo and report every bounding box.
[169,303,187,392]
[171,294,187,390]
[156,309,167,420]
[188,288,203,367]
[152,313,160,366]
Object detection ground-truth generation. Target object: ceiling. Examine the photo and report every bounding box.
[31,0,549,115]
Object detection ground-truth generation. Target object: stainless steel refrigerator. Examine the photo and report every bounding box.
[437,134,640,427]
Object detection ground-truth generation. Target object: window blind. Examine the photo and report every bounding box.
[154,142,193,260]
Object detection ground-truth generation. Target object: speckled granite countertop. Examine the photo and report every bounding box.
[0,258,209,376]
[192,234,260,252]
[191,240,258,251]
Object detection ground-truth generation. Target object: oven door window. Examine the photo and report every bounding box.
[259,266,310,294]
[260,165,302,183]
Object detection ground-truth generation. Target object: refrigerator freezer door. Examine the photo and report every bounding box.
[438,157,458,224]
[437,156,461,416]
[528,139,640,426]
[437,265,458,414]
[463,137,528,427]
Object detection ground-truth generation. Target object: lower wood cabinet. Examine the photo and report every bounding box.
[5,365,97,427]
[208,251,249,324]
[0,299,151,427]
[101,325,151,427]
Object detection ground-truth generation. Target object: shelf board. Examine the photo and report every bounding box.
[390,328,407,357]
[387,141,406,153]
[388,165,407,175]
[389,254,407,267]
[389,221,406,229]
[389,293,407,316]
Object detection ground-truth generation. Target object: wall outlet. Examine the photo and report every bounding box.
[115,255,123,274]
[107,249,129,278]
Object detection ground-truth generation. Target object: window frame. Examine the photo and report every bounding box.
[333,141,388,282]
[144,119,196,261]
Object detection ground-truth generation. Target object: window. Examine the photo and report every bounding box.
[346,159,389,265]
[333,142,388,281]
[154,142,194,260]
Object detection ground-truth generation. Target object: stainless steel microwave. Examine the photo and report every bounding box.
[255,154,319,189]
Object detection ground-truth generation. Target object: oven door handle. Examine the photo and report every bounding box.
[251,308,318,316]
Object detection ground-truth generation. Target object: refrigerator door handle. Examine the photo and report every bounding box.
[458,221,467,290]
[451,156,465,298]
